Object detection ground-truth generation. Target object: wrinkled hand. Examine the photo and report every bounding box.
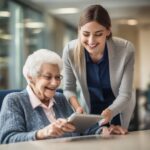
[101,125,128,136]
[36,118,75,140]
[100,108,112,125]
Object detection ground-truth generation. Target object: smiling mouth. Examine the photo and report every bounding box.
[89,45,97,48]
[45,87,56,91]
[87,45,99,52]
[87,43,98,49]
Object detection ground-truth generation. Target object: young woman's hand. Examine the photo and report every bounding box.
[36,118,75,140]
[108,125,128,135]
[101,125,128,135]
[76,106,84,114]
[100,108,112,125]
[70,96,84,114]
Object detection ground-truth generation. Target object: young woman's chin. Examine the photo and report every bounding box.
[86,48,99,55]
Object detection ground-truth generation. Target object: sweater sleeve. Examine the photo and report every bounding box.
[108,41,135,128]
[0,94,37,144]
[81,123,103,135]
[62,41,78,102]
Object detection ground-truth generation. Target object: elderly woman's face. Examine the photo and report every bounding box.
[32,63,62,101]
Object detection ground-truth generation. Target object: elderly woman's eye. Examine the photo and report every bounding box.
[43,75,52,80]
[45,76,50,80]
[55,75,63,80]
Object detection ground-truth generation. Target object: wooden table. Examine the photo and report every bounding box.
[0,130,150,150]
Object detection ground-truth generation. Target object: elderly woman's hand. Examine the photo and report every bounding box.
[36,118,75,140]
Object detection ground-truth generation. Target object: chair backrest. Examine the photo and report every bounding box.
[0,89,21,110]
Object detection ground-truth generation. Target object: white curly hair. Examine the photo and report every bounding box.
[23,49,63,84]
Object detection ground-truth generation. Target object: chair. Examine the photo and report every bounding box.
[0,89,21,110]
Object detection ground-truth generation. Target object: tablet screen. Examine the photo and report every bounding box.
[67,113,103,132]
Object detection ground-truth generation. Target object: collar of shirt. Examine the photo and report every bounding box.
[85,43,108,64]
[26,85,55,110]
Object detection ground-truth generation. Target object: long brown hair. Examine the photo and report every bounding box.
[74,5,112,73]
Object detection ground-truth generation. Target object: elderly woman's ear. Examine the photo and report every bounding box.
[27,75,34,85]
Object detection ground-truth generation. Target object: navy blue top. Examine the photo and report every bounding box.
[85,45,120,125]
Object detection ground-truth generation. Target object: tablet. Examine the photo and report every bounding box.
[67,113,103,132]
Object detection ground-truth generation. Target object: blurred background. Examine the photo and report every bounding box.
[0,0,150,131]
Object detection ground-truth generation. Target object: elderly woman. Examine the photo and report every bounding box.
[0,49,78,144]
[0,49,127,144]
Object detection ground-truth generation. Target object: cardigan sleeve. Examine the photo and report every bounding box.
[108,41,135,123]
[0,94,37,144]
[62,41,78,101]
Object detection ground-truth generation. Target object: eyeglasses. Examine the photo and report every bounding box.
[39,74,63,81]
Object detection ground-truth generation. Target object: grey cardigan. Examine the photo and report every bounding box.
[62,37,136,128]
[0,90,76,144]
[0,90,101,144]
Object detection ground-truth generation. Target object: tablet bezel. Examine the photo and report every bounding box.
[67,113,103,132]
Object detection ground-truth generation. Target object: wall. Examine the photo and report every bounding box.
[138,25,150,90]
[112,24,140,89]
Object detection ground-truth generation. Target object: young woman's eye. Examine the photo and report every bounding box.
[95,33,103,36]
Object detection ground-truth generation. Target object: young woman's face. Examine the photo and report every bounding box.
[79,21,110,54]
[31,63,62,101]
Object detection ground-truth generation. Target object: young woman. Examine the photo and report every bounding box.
[62,4,135,129]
